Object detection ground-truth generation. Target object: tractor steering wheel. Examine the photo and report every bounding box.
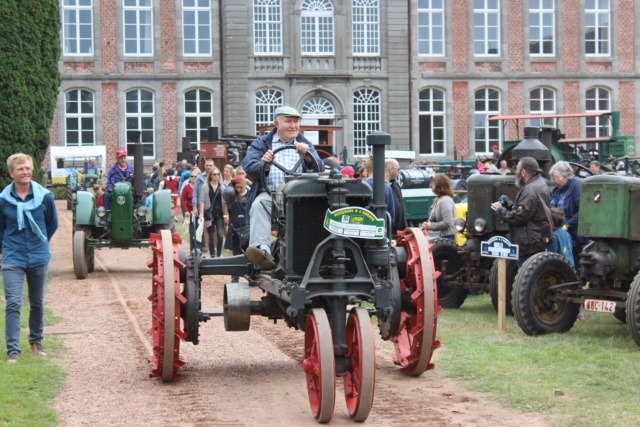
[260,144,316,196]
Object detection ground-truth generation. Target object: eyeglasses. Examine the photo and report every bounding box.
[212,173,220,176]
[190,175,197,177]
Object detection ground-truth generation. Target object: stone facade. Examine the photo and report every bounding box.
[52,1,639,166]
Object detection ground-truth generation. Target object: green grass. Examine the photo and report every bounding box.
[0,283,66,427]
[437,294,640,426]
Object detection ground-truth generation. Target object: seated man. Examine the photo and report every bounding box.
[103,149,134,210]
[242,106,322,270]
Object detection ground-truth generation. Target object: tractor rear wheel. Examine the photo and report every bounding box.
[393,228,442,376]
[344,307,376,422]
[302,308,335,423]
[149,230,185,381]
[512,252,580,336]
[489,259,518,315]
[73,230,89,280]
[432,238,468,308]
[626,272,640,347]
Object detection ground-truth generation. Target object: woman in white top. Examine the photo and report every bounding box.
[422,174,457,240]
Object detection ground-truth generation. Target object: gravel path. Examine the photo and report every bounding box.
[46,201,551,426]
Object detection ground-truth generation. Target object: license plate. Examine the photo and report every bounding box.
[584,299,617,313]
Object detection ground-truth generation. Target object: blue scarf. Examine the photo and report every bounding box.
[0,181,48,242]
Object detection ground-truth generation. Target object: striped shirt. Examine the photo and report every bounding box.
[265,135,304,192]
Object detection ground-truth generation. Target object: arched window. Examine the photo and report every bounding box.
[529,87,556,127]
[474,88,501,153]
[353,0,379,55]
[125,89,155,157]
[301,0,334,55]
[254,0,282,54]
[302,98,336,145]
[184,89,213,150]
[255,89,283,134]
[353,89,380,156]
[585,87,611,137]
[65,89,95,146]
[418,88,445,155]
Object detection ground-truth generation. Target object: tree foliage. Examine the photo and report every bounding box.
[0,1,60,188]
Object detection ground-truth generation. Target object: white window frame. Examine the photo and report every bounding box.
[418,88,446,155]
[184,89,213,151]
[352,0,380,56]
[301,0,334,56]
[254,0,282,55]
[183,0,211,56]
[474,88,501,154]
[528,0,555,56]
[65,89,95,147]
[125,89,155,157]
[62,0,94,56]
[473,0,500,56]
[353,89,381,156]
[585,87,611,138]
[585,0,610,56]
[255,89,283,134]
[417,0,445,57]
[123,0,153,56]
[529,87,556,127]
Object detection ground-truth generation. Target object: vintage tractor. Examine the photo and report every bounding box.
[511,174,640,346]
[440,125,597,313]
[72,143,173,279]
[147,133,441,422]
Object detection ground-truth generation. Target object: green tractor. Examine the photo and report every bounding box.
[511,174,640,346]
[72,143,174,279]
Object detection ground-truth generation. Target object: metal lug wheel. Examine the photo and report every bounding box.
[302,308,335,423]
[149,230,186,381]
[344,307,376,422]
[393,227,442,376]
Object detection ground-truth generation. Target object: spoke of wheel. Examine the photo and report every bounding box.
[302,308,335,423]
[344,307,376,422]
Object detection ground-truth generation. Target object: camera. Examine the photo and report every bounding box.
[498,194,515,210]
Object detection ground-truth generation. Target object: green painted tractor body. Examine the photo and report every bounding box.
[72,143,173,279]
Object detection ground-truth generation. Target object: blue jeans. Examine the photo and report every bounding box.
[3,262,49,356]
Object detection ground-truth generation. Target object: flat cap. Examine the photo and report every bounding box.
[274,106,302,118]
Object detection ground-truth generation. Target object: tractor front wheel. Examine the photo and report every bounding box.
[489,259,518,315]
[512,252,580,336]
[344,307,376,422]
[302,308,336,423]
[432,238,467,308]
[73,230,89,280]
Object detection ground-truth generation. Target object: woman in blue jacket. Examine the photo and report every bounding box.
[549,161,587,272]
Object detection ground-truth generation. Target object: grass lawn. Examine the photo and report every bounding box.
[0,282,66,427]
[437,294,640,426]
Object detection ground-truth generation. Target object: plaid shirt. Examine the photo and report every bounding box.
[265,135,304,192]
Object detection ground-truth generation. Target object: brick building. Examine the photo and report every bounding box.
[52,0,638,167]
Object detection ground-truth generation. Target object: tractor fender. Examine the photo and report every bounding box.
[74,190,96,226]
[153,189,174,225]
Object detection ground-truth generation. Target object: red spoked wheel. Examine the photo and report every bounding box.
[302,308,336,423]
[344,307,376,422]
[393,227,442,376]
[148,230,186,381]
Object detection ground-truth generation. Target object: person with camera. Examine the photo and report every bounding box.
[491,157,553,267]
